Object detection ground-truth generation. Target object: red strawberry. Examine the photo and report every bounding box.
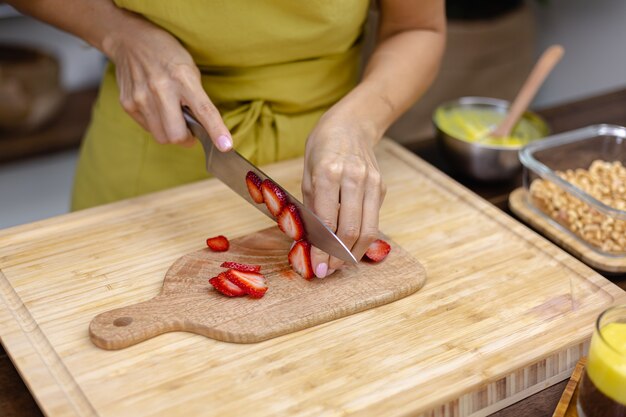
[277,204,305,241]
[288,240,314,280]
[206,235,229,252]
[209,273,246,297]
[225,269,268,298]
[261,179,287,217]
[364,239,391,263]
[246,171,264,204]
[220,261,261,273]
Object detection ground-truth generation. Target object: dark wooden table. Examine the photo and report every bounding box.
[0,89,98,164]
[2,89,626,417]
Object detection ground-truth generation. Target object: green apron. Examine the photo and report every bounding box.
[71,0,369,210]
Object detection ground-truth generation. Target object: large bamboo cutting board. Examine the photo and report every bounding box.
[0,139,624,417]
[89,228,425,349]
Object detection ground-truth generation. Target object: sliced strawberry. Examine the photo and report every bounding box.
[246,171,264,204]
[261,179,287,217]
[206,235,229,252]
[288,240,314,280]
[220,261,261,273]
[225,269,268,298]
[209,273,246,297]
[277,204,305,241]
[364,239,391,263]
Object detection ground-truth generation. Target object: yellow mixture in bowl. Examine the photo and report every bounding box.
[434,106,548,147]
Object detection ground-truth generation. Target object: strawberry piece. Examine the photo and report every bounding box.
[206,235,229,252]
[225,269,268,298]
[288,240,314,280]
[246,171,264,204]
[364,239,391,263]
[261,179,287,217]
[209,273,246,297]
[277,204,305,241]
[220,261,261,273]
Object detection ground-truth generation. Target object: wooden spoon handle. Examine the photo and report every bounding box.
[491,45,564,138]
[89,296,182,350]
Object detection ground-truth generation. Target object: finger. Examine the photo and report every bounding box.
[124,84,169,144]
[177,130,197,148]
[351,175,383,262]
[126,107,150,133]
[142,96,170,144]
[308,172,341,279]
[154,87,193,144]
[183,87,232,152]
[330,177,367,270]
[119,90,150,132]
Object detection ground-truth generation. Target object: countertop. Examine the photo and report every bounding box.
[2,88,626,417]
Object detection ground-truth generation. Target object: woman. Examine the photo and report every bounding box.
[9,0,445,278]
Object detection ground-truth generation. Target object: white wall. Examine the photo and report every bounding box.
[531,0,626,107]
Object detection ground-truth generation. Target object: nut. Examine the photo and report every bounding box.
[530,160,626,254]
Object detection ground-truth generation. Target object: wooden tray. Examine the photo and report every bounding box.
[509,187,626,273]
[553,358,586,417]
[89,228,426,348]
[1,140,625,417]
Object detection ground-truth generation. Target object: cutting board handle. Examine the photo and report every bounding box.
[89,296,180,350]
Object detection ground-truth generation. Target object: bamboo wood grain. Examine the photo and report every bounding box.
[1,139,625,417]
[89,228,425,348]
[509,187,626,273]
[552,357,586,417]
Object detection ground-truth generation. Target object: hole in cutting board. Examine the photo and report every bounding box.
[113,317,133,327]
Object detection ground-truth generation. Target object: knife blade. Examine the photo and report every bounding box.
[183,108,357,264]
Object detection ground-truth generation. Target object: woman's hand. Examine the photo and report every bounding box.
[105,20,232,150]
[302,0,445,278]
[302,108,386,278]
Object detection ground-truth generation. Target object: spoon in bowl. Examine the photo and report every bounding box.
[485,44,564,141]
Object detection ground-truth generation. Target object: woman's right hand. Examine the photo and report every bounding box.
[104,22,232,150]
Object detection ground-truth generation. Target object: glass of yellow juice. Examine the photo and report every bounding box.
[578,305,626,417]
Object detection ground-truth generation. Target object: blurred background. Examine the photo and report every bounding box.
[1,0,625,229]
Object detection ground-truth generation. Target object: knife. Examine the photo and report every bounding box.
[182,108,357,264]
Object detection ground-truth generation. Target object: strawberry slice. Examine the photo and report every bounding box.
[288,240,314,280]
[225,269,268,298]
[209,273,246,297]
[220,261,261,273]
[364,239,391,263]
[206,235,229,252]
[261,179,287,217]
[246,171,264,204]
[277,204,305,241]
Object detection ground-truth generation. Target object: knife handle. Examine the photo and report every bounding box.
[182,106,215,152]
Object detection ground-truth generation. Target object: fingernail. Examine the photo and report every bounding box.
[315,263,328,279]
[217,135,232,151]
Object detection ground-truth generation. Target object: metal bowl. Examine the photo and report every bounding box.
[433,97,549,182]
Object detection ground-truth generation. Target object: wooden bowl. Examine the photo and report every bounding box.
[0,44,66,132]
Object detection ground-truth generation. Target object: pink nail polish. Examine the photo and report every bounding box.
[315,263,328,279]
[217,135,232,151]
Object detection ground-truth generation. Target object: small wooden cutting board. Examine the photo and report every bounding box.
[89,227,426,349]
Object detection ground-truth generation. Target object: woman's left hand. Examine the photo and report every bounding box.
[302,109,386,278]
